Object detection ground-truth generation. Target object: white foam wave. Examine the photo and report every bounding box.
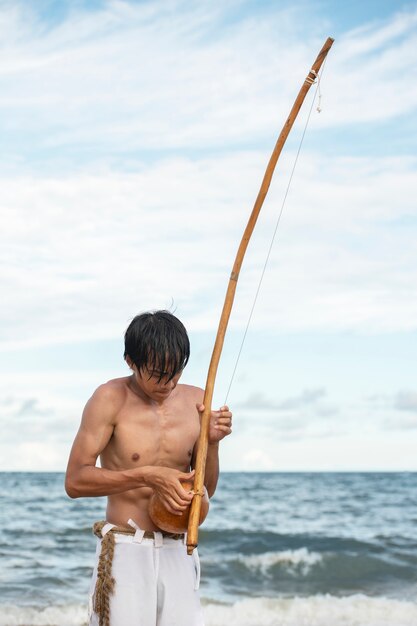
[0,604,88,626]
[2,595,416,626]
[239,547,323,575]
[203,595,417,626]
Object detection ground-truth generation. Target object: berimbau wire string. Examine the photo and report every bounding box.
[224,57,329,406]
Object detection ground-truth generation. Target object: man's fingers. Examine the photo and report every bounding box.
[175,493,193,506]
[165,502,185,516]
[215,425,232,433]
[219,409,232,417]
[172,484,193,503]
[165,494,190,514]
[174,481,194,503]
[164,494,182,512]
[179,469,195,480]
[214,416,232,428]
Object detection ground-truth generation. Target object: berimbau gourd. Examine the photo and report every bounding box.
[149,37,335,553]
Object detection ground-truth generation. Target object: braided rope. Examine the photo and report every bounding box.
[92,521,121,626]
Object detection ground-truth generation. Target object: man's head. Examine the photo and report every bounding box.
[124,310,190,383]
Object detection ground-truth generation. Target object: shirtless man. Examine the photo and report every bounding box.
[65,310,232,626]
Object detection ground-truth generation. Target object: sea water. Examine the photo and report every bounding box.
[0,472,416,625]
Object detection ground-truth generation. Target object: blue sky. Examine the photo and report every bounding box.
[0,0,416,471]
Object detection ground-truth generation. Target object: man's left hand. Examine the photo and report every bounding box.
[196,404,232,444]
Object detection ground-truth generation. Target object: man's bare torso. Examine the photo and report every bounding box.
[101,376,202,529]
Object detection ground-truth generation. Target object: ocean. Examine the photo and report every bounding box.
[0,472,416,625]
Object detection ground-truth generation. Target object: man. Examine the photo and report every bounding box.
[65,310,233,626]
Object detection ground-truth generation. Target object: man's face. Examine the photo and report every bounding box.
[133,363,183,401]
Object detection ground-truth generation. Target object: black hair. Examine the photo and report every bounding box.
[124,310,190,382]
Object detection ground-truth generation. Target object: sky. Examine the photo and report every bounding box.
[0,0,416,472]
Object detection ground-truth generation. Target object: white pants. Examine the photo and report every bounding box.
[89,520,204,626]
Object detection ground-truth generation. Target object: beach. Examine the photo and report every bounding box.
[1,472,416,625]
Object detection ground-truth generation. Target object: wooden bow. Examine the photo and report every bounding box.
[187,37,334,555]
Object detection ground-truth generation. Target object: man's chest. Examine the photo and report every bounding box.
[110,401,201,468]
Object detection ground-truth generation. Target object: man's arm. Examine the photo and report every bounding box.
[65,385,194,514]
[65,384,148,497]
[192,402,232,498]
[202,441,220,498]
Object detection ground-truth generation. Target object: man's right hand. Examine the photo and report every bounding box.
[143,467,195,516]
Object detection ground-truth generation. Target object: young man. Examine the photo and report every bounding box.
[65,310,232,626]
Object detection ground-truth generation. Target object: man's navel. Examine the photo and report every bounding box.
[131,452,140,462]
[188,449,192,458]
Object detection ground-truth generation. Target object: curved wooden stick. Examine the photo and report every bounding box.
[187,37,334,555]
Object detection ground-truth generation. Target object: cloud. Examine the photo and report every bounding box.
[1,151,416,350]
[0,1,308,157]
[0,396,75,442]
[325,8,417,125]
[0,2,416,348]
[355,389,417,435]
[382,415,417,431]
[0,374,414,471]
[0,441,69,472]
[278,388,326,410]
[230,387,345,447]
[0,2,416,164]
[394,390,417,412]
[235,388,338,416]
[242,448,276,471]
[0,373,97,470]
[0,395,80,471]
[234,391,282,411]
[0,394,55,421]
[0,1,416,472]
[358,390,417,432]
[373,389,417,431]
[14,397,53,417]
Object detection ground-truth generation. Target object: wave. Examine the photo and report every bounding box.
[238,547,323,575]
[2,594,417,626]
[201,541,417,592]
[0,604,87,626]
[204,547,323,575]
[203,595,417,626]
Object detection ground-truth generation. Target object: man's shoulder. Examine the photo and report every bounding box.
[177,383,204,401]
[91,377,129,405]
